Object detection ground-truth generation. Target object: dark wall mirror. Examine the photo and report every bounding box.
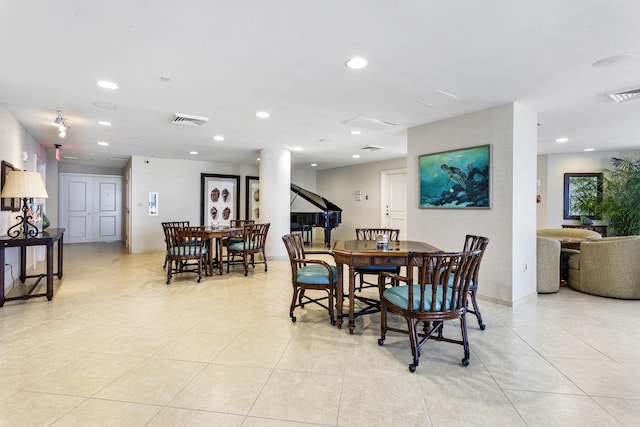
[563,172,603,220]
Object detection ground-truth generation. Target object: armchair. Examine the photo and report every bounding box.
[282,233,338,325]
[378,249,483,372]
[536,237,560,293]
[568,236,640,299]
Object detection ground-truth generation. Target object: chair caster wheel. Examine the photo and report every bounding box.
[377,338,384,346]
[330,319,336,326]
[479,323,486,330]
[291,316,296,323]
[408,364,416,373]
[462,358,470,366]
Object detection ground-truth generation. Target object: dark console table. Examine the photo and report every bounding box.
[0,228,65,307]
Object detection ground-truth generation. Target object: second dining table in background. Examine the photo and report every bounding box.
[202,227,244,275]
[332,239,441,334]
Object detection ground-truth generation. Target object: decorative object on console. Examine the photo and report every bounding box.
[0,170,49,238]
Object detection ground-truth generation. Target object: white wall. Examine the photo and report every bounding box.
[129,155,258,253]
[316,157,407,242]
[407,104,537,305]
[0,104,46,291]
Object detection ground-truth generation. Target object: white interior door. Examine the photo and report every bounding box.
[60,173,122,243]
[381,169,407,236]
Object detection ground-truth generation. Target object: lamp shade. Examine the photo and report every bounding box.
[0,171,49,198]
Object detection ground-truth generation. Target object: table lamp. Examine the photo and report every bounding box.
[0,171,49,238]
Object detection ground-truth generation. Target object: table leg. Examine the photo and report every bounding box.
[336,262,343,329]
[46,242,54,301]
[56,235,64,278]
[348,264,356,334]
[19,245,27,283]
[0,247,5,307]
[217,237,224,275]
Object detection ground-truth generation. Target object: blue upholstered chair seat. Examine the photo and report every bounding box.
[170,246,207,256]
[228,241,257,251]
[297,265,339,285]
[383,284,456,311]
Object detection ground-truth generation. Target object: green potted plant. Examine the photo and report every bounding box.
[600,157,640,236]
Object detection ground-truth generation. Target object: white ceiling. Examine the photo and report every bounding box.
[2,1,640,170]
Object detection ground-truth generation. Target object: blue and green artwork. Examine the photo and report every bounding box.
[419,145,490,208]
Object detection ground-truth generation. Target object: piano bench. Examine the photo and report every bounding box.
[291,225,312,245]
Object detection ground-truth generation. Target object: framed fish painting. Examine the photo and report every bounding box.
[419,145,491,209]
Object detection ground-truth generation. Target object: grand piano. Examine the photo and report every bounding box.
[290,184,342,247]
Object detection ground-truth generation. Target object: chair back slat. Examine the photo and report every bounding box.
[283,233,306,262]
[410,249,482,314]
[356,228,400,241]
[463,235,489,284]
[242,223,270,250]
[175,226,206,255]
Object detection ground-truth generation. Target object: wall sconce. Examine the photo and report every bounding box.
[0,171,49,238]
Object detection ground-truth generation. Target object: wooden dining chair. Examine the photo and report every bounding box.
[354,228,401,291]
[378,249,482,372]
[224,219,255,247]
[161,221,189,268]
[282,233,338,325]
[165,225,208,284]
[462,235,489,330]
[226,223,270,275]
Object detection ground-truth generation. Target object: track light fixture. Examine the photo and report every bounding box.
[55,108,69,138]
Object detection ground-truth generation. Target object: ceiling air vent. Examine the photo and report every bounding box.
[608,88,640,103]
[361,145,383,151]
[171,113,210,127]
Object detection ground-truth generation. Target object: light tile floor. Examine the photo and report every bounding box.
[1,242,639,426]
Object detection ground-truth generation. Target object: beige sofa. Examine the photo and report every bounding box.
[536,228,602,283]
[537,237,560,293]
[568,236,640,299]
[536,228,602,241]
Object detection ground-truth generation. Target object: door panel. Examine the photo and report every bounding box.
[60,173,122,243]
[382,169,407,235]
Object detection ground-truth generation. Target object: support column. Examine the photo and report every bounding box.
[259,147,290,260]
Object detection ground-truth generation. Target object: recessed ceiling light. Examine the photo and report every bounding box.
[189,151,198,155]
[350,130,362,135]
[213,135,225,141]
[97,141,109,146]
[63,156,78,160]
[292,147,302,151]
[346,57,368,69]
[257,157,260,161]
[352,154,360,159]
[584,148,595,152]
[97,80,118,89]
[256,111,270,118]
[98,121,112,126]
[160,75,171,82]
[310,163,317,167]
[592,54,635,68]
[555,137,569,143]
[93,102,117,109]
